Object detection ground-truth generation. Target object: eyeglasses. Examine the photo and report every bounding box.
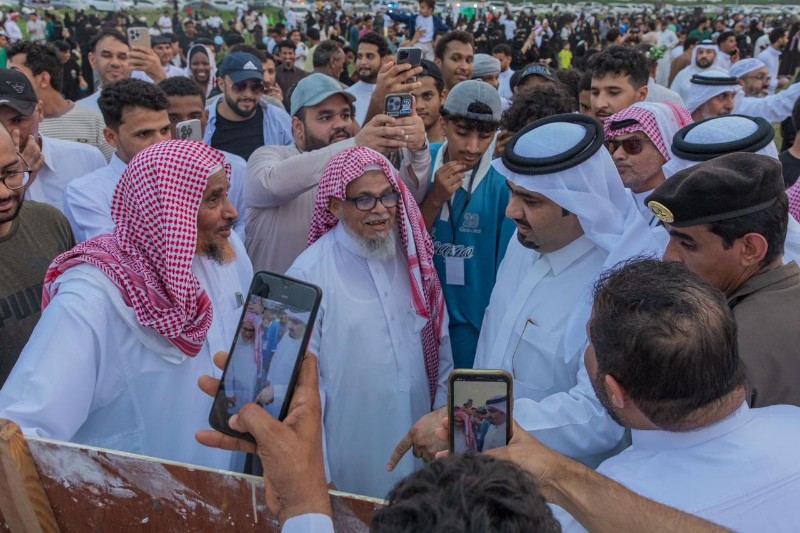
[0,152,32,191]
[606,138,644,156]
[345,192,401,211]
[230,80,266,93]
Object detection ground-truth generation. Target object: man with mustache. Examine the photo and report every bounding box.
[346,32,392,126]
[245,73,430,273]
[205,52,293,161]
[0,141,253,470]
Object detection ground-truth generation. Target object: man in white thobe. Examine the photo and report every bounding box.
[669,40,721,103]
[481,395,508,452]
[261,310,308,419]
[393,114,662,466]
[556,258,800,532]
[287,146,453,498]
[0,141,252,471]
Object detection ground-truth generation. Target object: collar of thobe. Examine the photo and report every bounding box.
[633,189,657,222]
[727,261,800,307]
[109,152,129,176]
[545,234,596,276]
[631,402,750,451]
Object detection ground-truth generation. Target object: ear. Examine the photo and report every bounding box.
[37,71,51,92]
[88,51,97,70]
[604,374,627,409]
[739,232,770,267]
[328,196,342,219]
[434,57,442,69]
[103,126,119,148]
[292,116,304,146]
[216,77,225,92]
[636,84,648,102]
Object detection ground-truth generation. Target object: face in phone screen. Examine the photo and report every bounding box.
[222,295,311,420]
[452,380,509,453]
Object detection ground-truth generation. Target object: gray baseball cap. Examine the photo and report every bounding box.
[442,80,502,123]
[290,73,356,117]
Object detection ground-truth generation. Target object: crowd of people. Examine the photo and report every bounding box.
[1,0,800,530]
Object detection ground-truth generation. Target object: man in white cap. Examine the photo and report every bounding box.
[685,70,800,124]
[669,40,720,103]
[287,146,453,498]
[481,395,508,452]
[662,114,800,266]
[604,102,694,228]
[729,57,770,97]
[390,114,662,468]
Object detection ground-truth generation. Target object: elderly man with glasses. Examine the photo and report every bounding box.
[0,123,75,387]
[205,52,293,161]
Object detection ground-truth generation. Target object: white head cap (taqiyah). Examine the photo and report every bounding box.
[729,58,766,79]
[485,395,508,414]
[685,69,741,113]
[662,115,779,178]
[494,114,663,359]
[286,309,311,324]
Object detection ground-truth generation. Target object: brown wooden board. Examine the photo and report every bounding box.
[0,436,383,532]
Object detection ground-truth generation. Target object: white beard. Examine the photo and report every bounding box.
[342,222,398,261]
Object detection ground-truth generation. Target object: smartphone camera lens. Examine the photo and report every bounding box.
[399,50,408,59]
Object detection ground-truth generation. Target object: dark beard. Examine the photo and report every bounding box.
[0,195,23,225]
[224,93,257,119]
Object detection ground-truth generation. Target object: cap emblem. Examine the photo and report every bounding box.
[5,81,25,94]
[648,201,674,223]
[242,61,258,70]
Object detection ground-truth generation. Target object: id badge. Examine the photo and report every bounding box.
[445,256,465,286]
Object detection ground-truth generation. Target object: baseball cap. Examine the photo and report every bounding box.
[218,52,264,84]
[442,80,502,123]
[0,69,38,116]
[290,73,356,117]
[419,59,443,85]
[516,62,558,87]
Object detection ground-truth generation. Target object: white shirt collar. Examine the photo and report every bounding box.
[631,402,751,451]
[109,153,129,176]
[633,189,656,220]
[542,234,596,276]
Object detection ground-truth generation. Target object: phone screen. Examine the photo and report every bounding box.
[209,272,321,442]
[449,371,512,453]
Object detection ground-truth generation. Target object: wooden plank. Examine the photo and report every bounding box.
[0,420,60,533]
[1,436,382,532]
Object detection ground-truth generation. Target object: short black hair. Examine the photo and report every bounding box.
[312,40,343,69]
[501,84,577,134]
[158,76,205,102]
[590,258,745,430]
[435,30,474,60]
[418,0,435,9]
[768,27,786,44]
[605,27,621,43]
[441,102,499,132]
[306,27,320,41]
[89,29,128,53]
[230,44,267,62]
[707,194,788,267]
[586,45,650,89]
[684,36,699,49]
[357,32,391,58]
[98,78,169,129]
[223,32,245,47]
[371,453,560,533]
[6,41,64,92]
[491,43,512,57]
[278,39,296,52]
[555,68,582,102]
[717,30,736,45]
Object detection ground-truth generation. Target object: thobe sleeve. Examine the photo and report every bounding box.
[398,146,432,205]
[433,309,454,410]
[282,514,334,533]
[513,361,626,463]
[245,140,357,209]
[63,180,112,242]
[0,284,109,440]
[735,82,800,123]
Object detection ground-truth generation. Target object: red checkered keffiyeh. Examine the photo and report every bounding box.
[43,140,232,358]
[604,102,693,161]
[788,180,800,224]
[308,147,445,405]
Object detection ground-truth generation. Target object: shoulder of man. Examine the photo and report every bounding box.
[18,200,75,250]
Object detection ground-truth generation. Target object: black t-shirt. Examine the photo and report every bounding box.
[779,150,800,189]
[210,105,264,161]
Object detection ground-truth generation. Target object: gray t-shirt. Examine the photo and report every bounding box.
[0,201,74,386]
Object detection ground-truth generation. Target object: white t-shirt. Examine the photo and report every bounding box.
[415,14,434,43]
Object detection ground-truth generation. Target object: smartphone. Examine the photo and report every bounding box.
[385,93,414,118]
[127,27,151,49]
[396,47,422,83]
[448,370,513,454]
[209,271,322,443]
[176,119,202,142]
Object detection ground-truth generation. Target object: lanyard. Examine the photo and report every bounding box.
[445,163,480,244]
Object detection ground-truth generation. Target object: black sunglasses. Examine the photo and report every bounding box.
[606,138,644,155]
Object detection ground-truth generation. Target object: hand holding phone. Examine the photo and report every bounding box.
[396,47,422,83]
[209,272,322,443]
[385,93,414,118]
[448,370,513,454]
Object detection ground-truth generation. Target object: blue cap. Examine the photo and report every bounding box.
[290,73,356,117]
[218,52,264,84]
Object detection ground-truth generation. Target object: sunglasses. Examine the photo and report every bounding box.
[606,138,644,155]
[230,80,266,93]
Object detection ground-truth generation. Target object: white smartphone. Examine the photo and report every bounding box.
[127,27,151,49]
[176,119,202,142]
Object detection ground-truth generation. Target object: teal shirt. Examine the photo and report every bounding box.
[429,144,515,368]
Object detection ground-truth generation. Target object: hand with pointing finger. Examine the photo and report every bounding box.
[386,406,447,472]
